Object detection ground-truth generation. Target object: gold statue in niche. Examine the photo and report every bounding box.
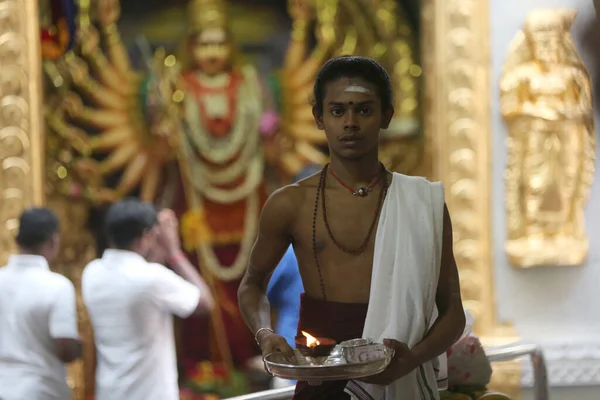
[500,9,596,268]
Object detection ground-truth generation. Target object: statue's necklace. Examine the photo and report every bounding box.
[328,164,383,197]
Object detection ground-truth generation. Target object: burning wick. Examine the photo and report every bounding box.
[301,331,320,347]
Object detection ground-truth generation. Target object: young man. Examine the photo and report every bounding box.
[238,56,466,399]
[0,208,81,400]
[82,199,214,400]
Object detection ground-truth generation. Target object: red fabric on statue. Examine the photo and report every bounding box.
[171,177,260,370]
[179,244,258,367]
[293,293,368,400]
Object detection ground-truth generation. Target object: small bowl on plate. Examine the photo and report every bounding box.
[340,338,373,348]
[341,341,392,365]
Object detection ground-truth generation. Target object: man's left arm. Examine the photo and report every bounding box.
[410,203,466,366]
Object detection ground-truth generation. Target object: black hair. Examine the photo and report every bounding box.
[104,198,157,250]
[16,207,60,249]
[312,55,394,115]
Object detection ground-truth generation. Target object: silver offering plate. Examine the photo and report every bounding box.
[264,343,394,382]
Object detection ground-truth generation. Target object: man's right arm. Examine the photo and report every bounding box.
[166,251,214,315]
[238,186,298,344]
[154,209,214,316]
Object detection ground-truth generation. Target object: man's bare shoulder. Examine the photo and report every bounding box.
[268,172,319,204]
[262,172,319,220]
[294,170,321,190]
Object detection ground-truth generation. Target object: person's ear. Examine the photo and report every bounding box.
[381,107,395,130]
[313,105,325,130]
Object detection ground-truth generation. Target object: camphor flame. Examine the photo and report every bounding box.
[301,331,320,347]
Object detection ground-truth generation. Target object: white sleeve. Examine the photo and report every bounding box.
[49,278,80,339]
[149,264,201,318]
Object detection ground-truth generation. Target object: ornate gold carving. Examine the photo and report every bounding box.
[422,0,496,337]
[43,0,183,204]
[0,0,44,266]
[422,0,520,395]
[500,9,595,268]
[46,196,96,400]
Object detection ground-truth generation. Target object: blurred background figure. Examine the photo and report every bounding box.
[82,200,213,400]
[0,208,81,400]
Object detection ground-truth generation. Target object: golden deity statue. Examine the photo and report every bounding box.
[175,0,276,372]
[500,9,596,268]
[278,0,423,179]
[43,0,266,387]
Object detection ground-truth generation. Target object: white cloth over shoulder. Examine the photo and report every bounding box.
[356,173,446,400]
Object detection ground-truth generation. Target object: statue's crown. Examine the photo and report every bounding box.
[524,9,576,33]
[188,0,228,33]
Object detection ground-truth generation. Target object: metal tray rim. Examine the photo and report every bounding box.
[264,353,391,370]
[263,345,394,381]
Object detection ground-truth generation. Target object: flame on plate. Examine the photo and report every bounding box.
[301,331,320,347]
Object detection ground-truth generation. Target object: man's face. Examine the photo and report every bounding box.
[313,77,393,160]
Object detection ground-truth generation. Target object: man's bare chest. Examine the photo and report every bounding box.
[291,193,384,302]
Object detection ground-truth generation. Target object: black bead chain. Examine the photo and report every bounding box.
[312,167,328,300]
[311,163,389,300]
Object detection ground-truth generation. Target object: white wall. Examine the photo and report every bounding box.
[489,0,600,394]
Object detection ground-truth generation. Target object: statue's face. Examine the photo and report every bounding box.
[191,27,232,76]
[529,28,563,64]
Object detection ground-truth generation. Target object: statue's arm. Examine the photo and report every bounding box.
[284,19,310,70]
[570,68,593,118]
[62,91,129,130]
[96,0,132,79]
[77,26,132,96]
[45,107,92,156]
[499,71,524,120]
[64,55,127,110]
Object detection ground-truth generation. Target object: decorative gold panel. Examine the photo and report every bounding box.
[46,196,97,400]
[0,0,44,266]
[421,0,496,337]
[421,0,520,396]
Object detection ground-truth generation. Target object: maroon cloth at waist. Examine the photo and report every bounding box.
[293,293,368,400]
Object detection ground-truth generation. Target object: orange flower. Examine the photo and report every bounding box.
[181,208,213,251]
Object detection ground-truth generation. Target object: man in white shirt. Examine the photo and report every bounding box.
[82,199,214,400]
[0,207,81,400]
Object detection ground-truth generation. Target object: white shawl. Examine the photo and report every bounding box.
[354,173,446,400]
